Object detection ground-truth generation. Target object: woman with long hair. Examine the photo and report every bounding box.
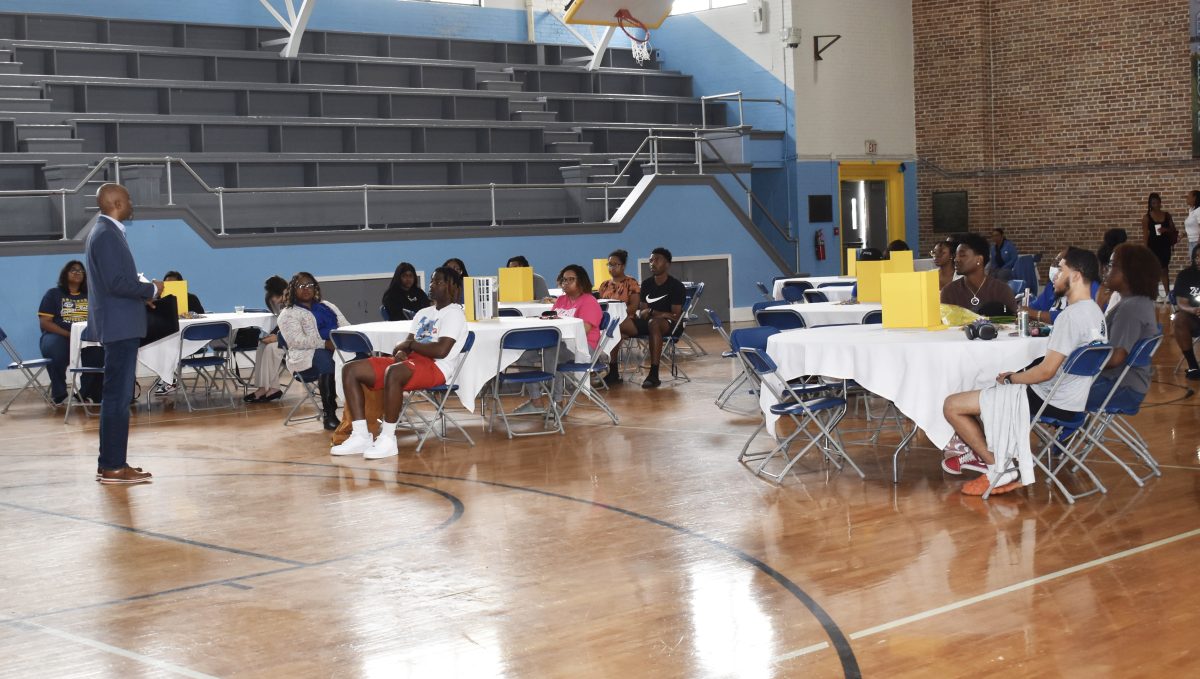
[37,260,92,404]
[1141,192,1178,300]
[381,262,430,320]
[244,275,289,403]
[276,272,350,429]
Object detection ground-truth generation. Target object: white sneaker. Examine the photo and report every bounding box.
[330,431,373,456]
[363,434,399,460]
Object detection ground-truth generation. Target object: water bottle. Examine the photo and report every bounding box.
[1018,310,1029,337]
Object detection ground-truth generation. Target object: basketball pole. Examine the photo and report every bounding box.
[587,26,618,71]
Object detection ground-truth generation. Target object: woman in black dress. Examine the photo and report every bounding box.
[1142,192,1178,300]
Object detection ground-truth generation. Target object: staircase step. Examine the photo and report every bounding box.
[0,62,22,74]
[543,131,581,144]
[508,100,546,115]
[545,141,593,154]
[477,80,524,92]
[0,85,43,99]
[16,124,73,140]
[511,110,557,122]
[19,138,85,152]
[475,70,510,82]
[0,97,50,112]
[0,49,12,62]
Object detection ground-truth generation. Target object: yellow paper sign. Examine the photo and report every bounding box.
[498,267,534,302]
[881,270,942,329]
[855,260,886,302]
[885,250,914,273]
[593,258,612,288]
[162,280,189,316]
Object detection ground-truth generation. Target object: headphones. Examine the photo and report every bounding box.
[963,318,998,341]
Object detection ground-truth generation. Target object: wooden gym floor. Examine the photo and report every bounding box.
[2,320,1199,678]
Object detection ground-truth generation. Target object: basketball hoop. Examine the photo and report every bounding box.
[615,9,652,65]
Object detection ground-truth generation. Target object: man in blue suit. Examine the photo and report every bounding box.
[85,184,163,484]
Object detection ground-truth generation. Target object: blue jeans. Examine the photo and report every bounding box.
[98,337,139,471]
[297,348,335,382]
[39,332,69,401]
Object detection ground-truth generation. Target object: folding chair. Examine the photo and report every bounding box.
[983,343,1113,502]
[379,305,391,321]
[737,347,863,482]
[487,326,564,438]
[755,281,773,300]
[404,331,477,451]
[330,329,375,361]
[559,313,619,424]
[63,362,104,424]
[277,334,324,426]
[752,300,791,315]
[861,309,883,324]
[780,284,808,303]
[707,308,753,413]
[817,282,855,289]
[1,325,54,413]
[173,321,237,412]
[755,308,806,331]
[803,289,829,304]
[676,282,707,357]
[499,307,524,318]
[628,290,695,384]
[1067,335,1163,486]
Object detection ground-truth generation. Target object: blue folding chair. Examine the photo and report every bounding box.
[1068,335,1163,486]
[752,300,791,315]
[488,326,564,438]
[803,290,829,304]
[498,307,524,318]
[173,321,236,411]
[277,333,323,426]
[983,343,1113,502]
[861,309,883,324]
[780,282,809,303]
[737,347,862,482]
[755,307,806,331]
[0,325,54,413]
[379,305,391,321]
[818,281,855,289]
[404,331,477,451]
[708,308,753,413]
[558,313,619,424]
[330,329,375,362]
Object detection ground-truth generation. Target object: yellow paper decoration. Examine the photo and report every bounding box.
[498,267,534,302]
[162,280,189,316]
[881,270,942,329]
[592,258,612,289]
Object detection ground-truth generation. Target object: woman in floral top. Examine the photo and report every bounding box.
[597,248,640,384]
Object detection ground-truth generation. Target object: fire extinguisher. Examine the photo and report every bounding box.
[814,229,827,261]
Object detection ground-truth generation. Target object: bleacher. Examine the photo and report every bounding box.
[0,12,751,241]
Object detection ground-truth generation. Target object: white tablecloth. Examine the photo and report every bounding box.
[786,302,882,328]
[760,324,1048,447]
[772,276,856,301]
[69,312,276,382]
[341,314,620,412]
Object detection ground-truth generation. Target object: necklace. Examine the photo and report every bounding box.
[964,278,983,307]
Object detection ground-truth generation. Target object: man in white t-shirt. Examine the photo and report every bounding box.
[332,267,468,459]
[942,246,1107,495]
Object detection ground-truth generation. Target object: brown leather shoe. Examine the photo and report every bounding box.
[97,465,152,484]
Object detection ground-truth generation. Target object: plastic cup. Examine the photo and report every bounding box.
[234,305,245,314]
[1155,223,1162,235]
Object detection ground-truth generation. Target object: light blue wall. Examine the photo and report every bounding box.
[0,183,784,358]
[794,160,839,276]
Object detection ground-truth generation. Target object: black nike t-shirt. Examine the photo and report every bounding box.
[1174,267,1200,307]
[640,274,686,313]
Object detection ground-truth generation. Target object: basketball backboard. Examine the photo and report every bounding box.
[563,0,674,29]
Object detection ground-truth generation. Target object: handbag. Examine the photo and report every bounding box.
[141,294,180,346]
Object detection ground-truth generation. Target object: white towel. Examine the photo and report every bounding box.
[978,383,1034,486]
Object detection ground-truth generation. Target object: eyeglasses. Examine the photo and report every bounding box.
[558,277,578,284]
[67,268,84,274]
[297,283,317,290]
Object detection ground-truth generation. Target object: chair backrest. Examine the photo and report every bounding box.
[739,346,779,376]
[1063,343,1113,378]
[803,290,829,304]
[379,305,391,321]
[756,308,806,331]
[751,300,790,315]
[729,326,779,352]
[600,311,615,338]
[437,330,475,388]
[1008,279,1026,297]
[1124,334,1162,369]
[500,326,561,351]
[817,281,855,288]
[330,329,375,356]
[499,307,524,318]
[755,281,771,298]
[181,320,232,342]
[780,286,805,303]
[861,309,883,324]
[1013,254,1039,296]
[684,281,705,319]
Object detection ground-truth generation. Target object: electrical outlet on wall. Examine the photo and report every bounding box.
[750,0,768,33]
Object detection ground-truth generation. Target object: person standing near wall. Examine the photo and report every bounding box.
[85,183,162,484]
[1184,190,1200,262]
[1142,192,1178,302]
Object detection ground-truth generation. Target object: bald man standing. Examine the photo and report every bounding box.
[84,184,163,484]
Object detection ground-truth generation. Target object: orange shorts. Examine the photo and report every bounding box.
[367,353,445,391]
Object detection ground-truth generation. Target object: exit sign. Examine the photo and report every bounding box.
[865,139,878,155]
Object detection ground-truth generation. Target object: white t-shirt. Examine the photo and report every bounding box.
[1185,206,1200,242]
[1031,298,1107,412]
[410,303,468,378]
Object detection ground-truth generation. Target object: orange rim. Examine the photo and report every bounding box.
[615,9,650,44]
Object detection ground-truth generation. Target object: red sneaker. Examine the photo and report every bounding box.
[941,450,989,475]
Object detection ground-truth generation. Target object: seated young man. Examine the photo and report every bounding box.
[634,247,685,388]
[331,267,468,459]
[1019,249,1104,324]
[1086,244,1161,409]
[940,232,1018,315]
[942,247,1107,495]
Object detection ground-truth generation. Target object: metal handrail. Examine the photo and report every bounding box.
[700,91,783,129]
[2,127,790,240]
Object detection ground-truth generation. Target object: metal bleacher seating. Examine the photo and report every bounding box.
[0,11,748,241]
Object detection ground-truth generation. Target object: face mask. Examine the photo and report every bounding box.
[1048,266,1060,282]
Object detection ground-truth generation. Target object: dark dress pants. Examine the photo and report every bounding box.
[98,337,140,471]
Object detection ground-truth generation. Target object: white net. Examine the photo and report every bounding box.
[631,39,652,65]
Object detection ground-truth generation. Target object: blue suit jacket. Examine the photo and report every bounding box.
[83,215,156,343]
[988,240,1019,271]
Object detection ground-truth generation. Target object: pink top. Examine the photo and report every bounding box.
[552,292,604,349]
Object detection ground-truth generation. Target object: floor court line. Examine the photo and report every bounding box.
[10,620,218,679]
[773,525,1200,663]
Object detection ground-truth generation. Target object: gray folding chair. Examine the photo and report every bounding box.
[1,325,54,413]
[173,321,237,411]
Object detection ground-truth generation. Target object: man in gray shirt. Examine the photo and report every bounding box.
[943,246,1107,495]
[1086,244,1162,409]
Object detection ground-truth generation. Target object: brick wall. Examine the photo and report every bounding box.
[913,0,1199,279]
